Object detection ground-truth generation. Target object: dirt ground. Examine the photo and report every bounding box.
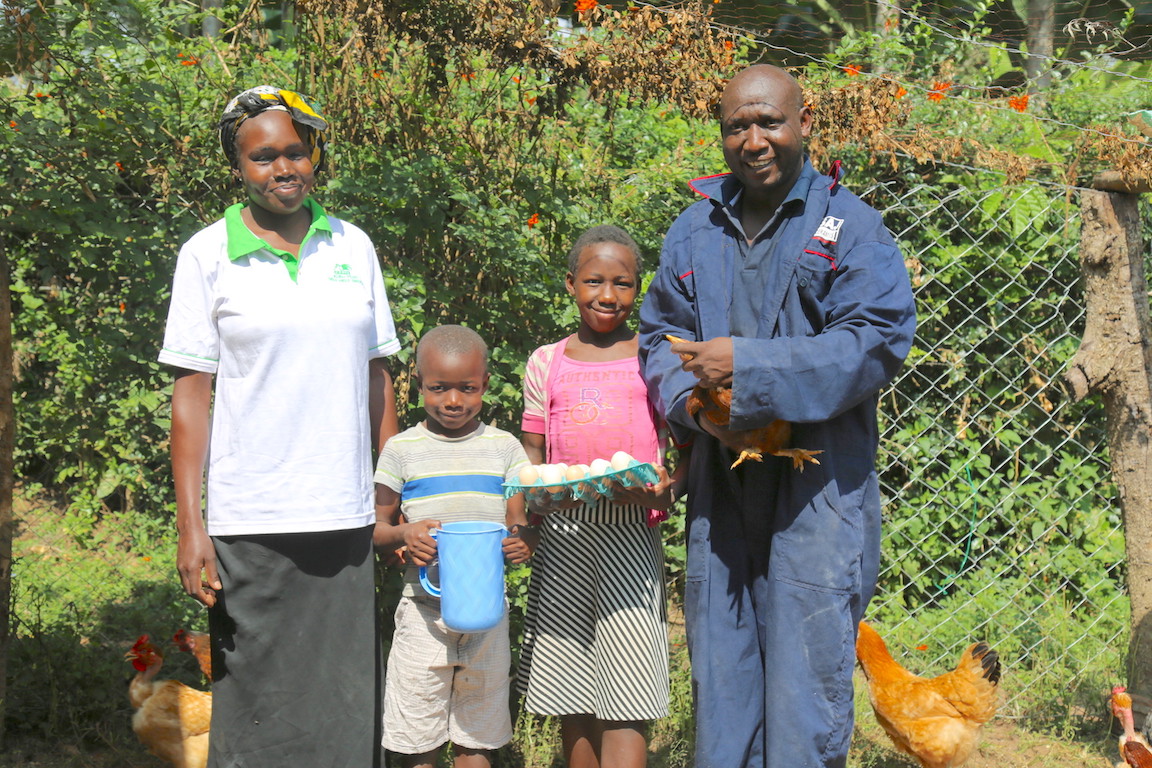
[851,718,1114,768]
[0,718,1119,768]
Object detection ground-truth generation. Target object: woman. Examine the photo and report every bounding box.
[160,86,400,767]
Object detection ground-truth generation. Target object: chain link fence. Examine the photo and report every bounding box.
[4,150,1145,768]
[862,164,1130,735]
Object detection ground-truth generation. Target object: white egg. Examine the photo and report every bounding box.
[518,465,540,486]
[610,451,635,471]
[589,458,613,477]
[538,463,566,493]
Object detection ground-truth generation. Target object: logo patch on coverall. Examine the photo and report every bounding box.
[813,216,844,244]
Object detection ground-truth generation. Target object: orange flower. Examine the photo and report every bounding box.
[115,161,124,170]
[724,40,733,50]
[181,57,199,66]
[177,52,186,58]
[461,71,475,80]
[842,64,862,77]
[575,0,596,11]
[34,91,49,99]
[895,86,907,98]
[371,70,383,79]
[526,96,537,105]
[8,120,16,129]
[927,81,951,102]
[697,138,706,145]
[527,212,540,228]
[513,75,521,83]
[916,644,928,651]
[1008,93,1029,112]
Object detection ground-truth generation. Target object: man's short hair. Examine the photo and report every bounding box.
[416,324,489,374]
[567,225,643,275]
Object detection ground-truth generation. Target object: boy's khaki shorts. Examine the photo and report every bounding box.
[382,594,512,754]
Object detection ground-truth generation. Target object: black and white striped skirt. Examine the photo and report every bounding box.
[516,502,669,721]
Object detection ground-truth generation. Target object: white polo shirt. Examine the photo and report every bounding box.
[160,199,401,535]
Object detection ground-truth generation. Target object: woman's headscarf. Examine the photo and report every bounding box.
[219,85,328,169]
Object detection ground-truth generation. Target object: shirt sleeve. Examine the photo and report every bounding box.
[366,238,401,359]
[158,239,220,373]
[520,343,552,435]
[373,440,405,493]
[638,220,704,447]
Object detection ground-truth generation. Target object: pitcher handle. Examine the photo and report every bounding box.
[418,528,441,597]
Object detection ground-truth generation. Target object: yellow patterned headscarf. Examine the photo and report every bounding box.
[219,85,328,169]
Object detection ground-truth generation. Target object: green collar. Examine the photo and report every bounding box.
[224,197,332,266]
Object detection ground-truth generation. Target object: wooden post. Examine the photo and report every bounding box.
[0,233,13,748]
[1065,183,1152,697]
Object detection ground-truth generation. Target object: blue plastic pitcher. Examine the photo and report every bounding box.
[419,521,507,633]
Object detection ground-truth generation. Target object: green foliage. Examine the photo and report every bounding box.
[2,0,1142,758]
[7,499,205,739]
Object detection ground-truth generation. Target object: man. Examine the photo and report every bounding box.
[638,64,916,768]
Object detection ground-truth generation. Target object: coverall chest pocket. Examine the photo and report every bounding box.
[794,242,838,302]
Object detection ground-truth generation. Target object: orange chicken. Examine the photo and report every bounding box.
[856,621,1000,768]
[666,334,822,470]
[1111,686,1152,768]
[173,628,213,682]
[126,635,211,768]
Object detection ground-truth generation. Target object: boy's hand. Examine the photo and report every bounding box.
[404,519,441,566]
[503,525,537,564]
[609,464,675,511]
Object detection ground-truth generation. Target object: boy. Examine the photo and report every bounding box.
[373,324,534,768]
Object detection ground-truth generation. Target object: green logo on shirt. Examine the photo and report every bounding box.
[329,263,363,285]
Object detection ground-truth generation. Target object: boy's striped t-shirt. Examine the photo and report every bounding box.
[374,420,529,594]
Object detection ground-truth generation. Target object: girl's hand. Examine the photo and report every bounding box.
[608,464,674,511]
[527,490,585,514]
[404,519,441,566]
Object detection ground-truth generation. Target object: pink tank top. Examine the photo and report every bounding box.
[546,350,661,470]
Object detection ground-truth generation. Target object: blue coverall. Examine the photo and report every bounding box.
[638,160,917,768]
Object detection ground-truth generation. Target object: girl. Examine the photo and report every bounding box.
[517,225,680,768]
[162,86,400,768]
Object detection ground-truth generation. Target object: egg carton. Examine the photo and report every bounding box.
[503,461,659,504]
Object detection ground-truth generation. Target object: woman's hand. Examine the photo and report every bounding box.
[177,526,222,607]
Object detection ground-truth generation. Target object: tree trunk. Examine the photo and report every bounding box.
[875,0,899,36]
[202,0,222,38]
[1025,0,1054,90]
[873,0,900,73]
[1065,189,1152,698]
[0,233,13,748]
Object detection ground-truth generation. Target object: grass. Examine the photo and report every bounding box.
[0,489,1129,768]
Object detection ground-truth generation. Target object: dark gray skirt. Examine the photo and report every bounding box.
[207,526,379,768]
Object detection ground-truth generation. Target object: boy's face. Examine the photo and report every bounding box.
[417,346,489,438]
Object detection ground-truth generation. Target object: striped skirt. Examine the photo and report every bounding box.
[516,502,669,721]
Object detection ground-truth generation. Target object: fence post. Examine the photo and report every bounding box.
[0,232,12,748]
[1065,181,1152,698]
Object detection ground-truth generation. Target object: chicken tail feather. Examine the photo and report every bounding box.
[971,643,1001,684]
